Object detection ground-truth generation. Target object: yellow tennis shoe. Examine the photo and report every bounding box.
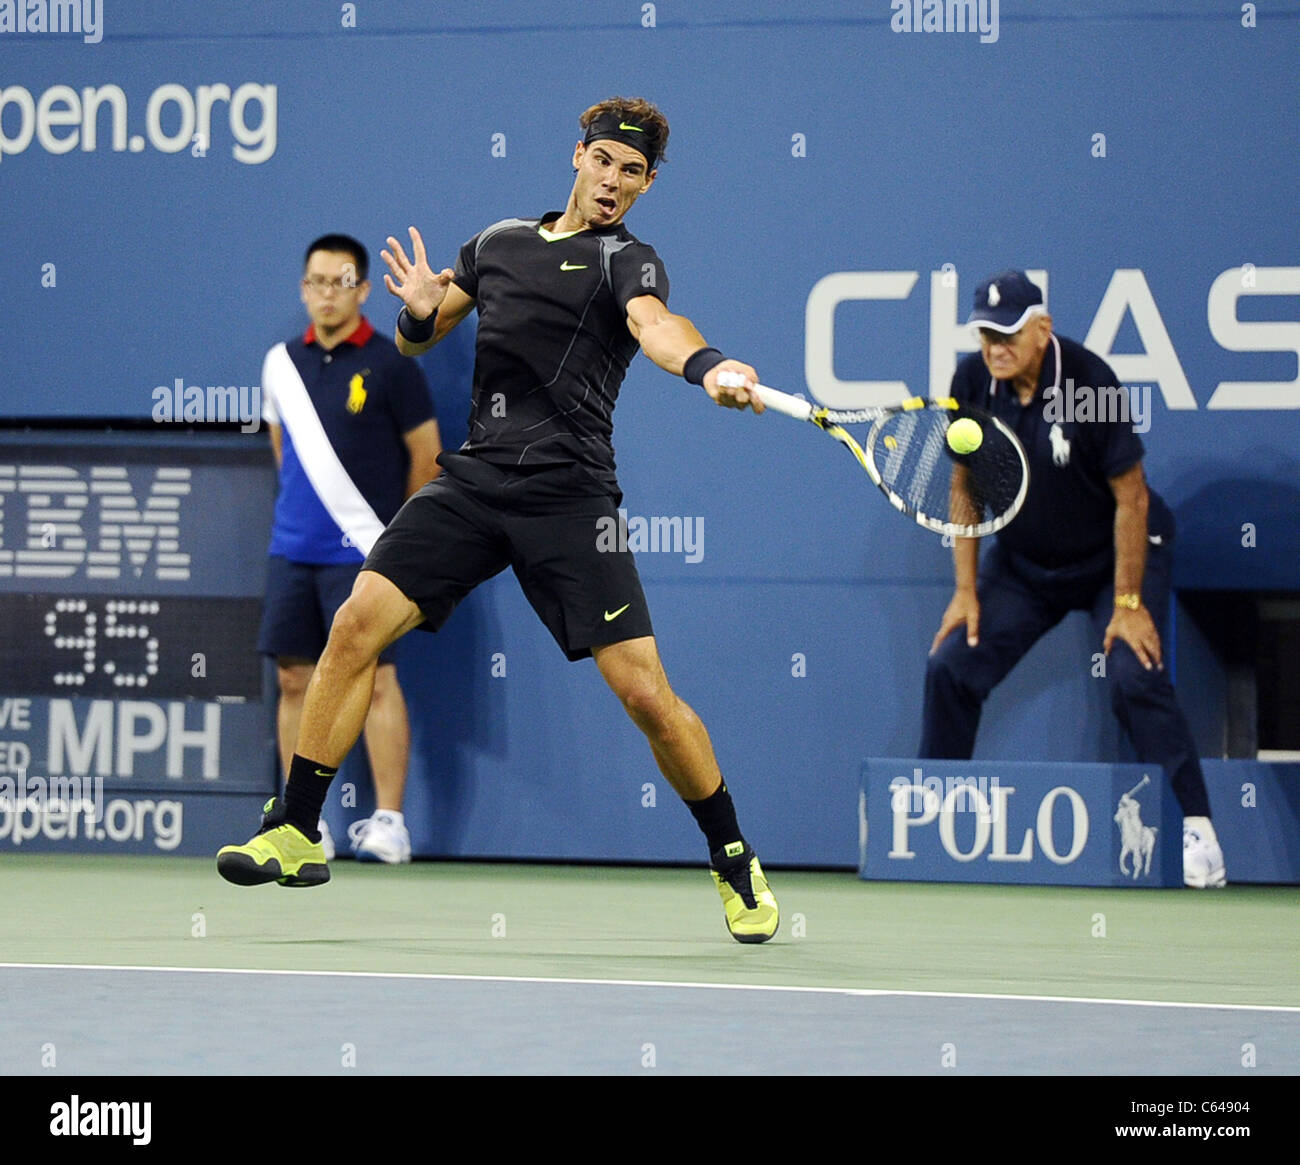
[710,842,779,944]
[217,798,330,888]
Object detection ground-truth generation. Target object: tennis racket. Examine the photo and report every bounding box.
[726,375,1029,538]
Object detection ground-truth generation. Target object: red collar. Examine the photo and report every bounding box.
[303,316,375,347]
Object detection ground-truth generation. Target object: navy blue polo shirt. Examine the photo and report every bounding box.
[951,333,1172,569]
[264,317,435,565]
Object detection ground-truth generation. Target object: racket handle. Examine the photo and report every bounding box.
[751,384,813,422]
[714,370,814,421]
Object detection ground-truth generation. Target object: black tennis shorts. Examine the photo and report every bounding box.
[363,453,654,661]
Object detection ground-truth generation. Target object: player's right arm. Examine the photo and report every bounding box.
[624,294,762,412]
[380,226,476,356]
[268,422,283,469]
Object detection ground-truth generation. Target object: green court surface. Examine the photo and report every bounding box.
[3,854,1298,1007]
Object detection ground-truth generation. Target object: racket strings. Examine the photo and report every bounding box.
[878,411,953,520]
[954,412,1025,523]
[870,409,1024,532]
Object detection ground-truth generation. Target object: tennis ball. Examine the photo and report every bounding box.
[947,417,983,454]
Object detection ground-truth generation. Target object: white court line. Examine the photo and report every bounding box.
[2,962,1298,1014]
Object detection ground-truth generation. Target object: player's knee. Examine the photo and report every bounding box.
[326,597,388,665]
[276,662,313,700]
[369,664,401,703]
[616,672,675,731]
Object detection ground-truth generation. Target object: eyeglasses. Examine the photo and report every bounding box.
[302,276,360,293]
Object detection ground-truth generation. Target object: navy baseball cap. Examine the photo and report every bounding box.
[967,270,1046,333]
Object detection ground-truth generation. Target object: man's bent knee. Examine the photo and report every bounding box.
[925,636,996,704]
[276,659,314,699]
[595,638,677,727]
[326,600,388,664]
[1106,641,1168,702]
[327,572,423,661]
[620,675,677,727]
[926,635,971,684]
[369,662,402,701]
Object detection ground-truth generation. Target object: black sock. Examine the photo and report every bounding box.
[686,782,747,861]
[282,753,337,840]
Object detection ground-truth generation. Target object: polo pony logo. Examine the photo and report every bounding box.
[1114,775,1156,879]
[1049,421,1071,466]
[347,372,368,414]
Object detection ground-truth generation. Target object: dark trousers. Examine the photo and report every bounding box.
[919,541,1211,818]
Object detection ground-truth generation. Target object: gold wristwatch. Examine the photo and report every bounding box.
[1114,592,1142,610]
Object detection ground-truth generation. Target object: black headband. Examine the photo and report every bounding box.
[583,112,658,171]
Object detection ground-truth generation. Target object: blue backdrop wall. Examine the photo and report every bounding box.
[1,1,1296,865]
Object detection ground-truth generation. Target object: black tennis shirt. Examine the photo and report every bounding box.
[451,213,670,492]
[952,333,1173,569]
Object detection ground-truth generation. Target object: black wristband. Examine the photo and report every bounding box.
[397,306,437,343]
[683,346,726,386]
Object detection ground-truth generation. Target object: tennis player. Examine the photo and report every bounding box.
[218,97,779,942]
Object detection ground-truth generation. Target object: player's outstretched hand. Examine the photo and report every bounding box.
[931,589,980,654]
[1104,606,1162,670]
[381,227,454,320]
[708,363,764,413]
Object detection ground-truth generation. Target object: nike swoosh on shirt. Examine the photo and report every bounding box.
[604,604,631,622]
[560,261,588,271]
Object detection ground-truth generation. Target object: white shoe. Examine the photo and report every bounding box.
[348,812,411,864]
[1184,825,1226,888]
[318,817,335,862]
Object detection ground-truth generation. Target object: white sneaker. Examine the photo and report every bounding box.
[1184,825,1226,888]
[348,812,411,864]
[318,817,335,862]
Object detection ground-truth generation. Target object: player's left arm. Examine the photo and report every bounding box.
[1104,461,1162,670]
[402,419,442,498]
[624,294,763,413]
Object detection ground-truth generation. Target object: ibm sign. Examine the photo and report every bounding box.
[0,432,277,857]
[0,463,192,582]
[860,759,1182,888]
